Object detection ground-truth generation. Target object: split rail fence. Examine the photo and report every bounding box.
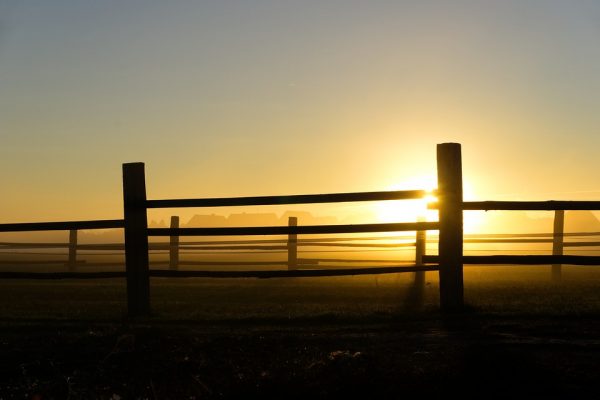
[1,143,599,316]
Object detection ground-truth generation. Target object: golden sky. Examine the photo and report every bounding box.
[1,1,599,224]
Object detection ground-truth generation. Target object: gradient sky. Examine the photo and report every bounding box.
[1,1,599,223]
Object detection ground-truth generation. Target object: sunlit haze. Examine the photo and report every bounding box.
[1,1,599,227]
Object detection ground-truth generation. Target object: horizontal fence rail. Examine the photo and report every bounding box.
[0,271,126,279]
[149,265,439,278]
[0,219,124,232]
[429,201,600,211]
[463,231,600,238]
[463,201,600,211]
[2,231,597,249]
[563,242,600,247]
[146,190,428,209]
[148,222,439,237]
[465,238,555,244]
[423,255,600,265]
[0,266,438,280]
[0,260,86,265]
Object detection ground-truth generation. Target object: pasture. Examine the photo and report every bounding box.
[1,268,599,398]
[1,267,599,320]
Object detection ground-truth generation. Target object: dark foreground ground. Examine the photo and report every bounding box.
[1,315,600,399]
[1,273,599,399]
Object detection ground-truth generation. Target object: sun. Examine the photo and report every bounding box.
[375,175,485,233]
[375,196,438,224]
[375,175,438,223]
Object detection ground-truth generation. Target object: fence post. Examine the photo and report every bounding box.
[169,216,180,270]
[414,217,427,288]
[287,216,298,270]
[437,143,464,311]
[552,210,565,282]
[123,162,151,317]
[67,229,78,272]
[405,217,427,307]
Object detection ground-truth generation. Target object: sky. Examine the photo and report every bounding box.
[1,0,599,224]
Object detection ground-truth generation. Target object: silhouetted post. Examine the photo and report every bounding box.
[287,216,298,270]
[437,143,464,311]
[169,216,180,270]
[123,162,150,317]
[415,217,427,287]
[407,217,427,307]
[68,229,78,272]
[552,210,565,282]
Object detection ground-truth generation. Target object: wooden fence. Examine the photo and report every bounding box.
[2,229,598,271]
[1,143,600,317]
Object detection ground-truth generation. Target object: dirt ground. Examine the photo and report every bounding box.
[1,313,599,399]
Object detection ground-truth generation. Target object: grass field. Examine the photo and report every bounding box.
[1,268,599,398]
[1,267,599,320]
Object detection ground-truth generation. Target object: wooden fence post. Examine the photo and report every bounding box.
[123,162,151,317]
[287,216,298,270]
[405,218,427,307]
[414,218,427,288]
[437,143,464,311]
[67,229,77,272]
[169,216,180,270]
[552,210,565,282]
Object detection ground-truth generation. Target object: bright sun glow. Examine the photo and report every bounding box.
[375,175,438,224]
[375,175,484,233]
